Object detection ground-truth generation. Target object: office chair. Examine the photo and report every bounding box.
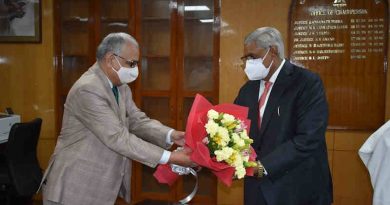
[0,118,43,205]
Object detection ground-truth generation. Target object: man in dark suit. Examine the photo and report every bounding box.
[234,27,333,205]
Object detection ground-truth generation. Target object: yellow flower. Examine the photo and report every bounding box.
[205,108,255,179]
[214,147,234,162]
[226,150,243,168]
[214,126,230,147]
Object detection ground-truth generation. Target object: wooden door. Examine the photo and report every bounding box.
[55,0,94,127]
[132,0,219,204]
[55,0,135,129]
[132,0,177,202]
[176,0,218,203]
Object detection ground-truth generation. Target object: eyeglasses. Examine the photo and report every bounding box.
[240,54,258,63]
[113,54,139,68]
[241,47,271,63]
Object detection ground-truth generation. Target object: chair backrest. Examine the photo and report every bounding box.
[5,118,43,196]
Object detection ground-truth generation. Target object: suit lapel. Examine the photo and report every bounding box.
[92,63,121,117]
[243,80,261,144]
[248,80,261,131]
[118,86,126,123]
[259,61,295,137]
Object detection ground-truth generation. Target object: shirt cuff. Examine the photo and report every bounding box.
[166,129,174,145]
[264,167,268,175]
[159,150,171,164]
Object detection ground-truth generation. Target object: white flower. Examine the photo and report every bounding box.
[207,109,219,119]
[232,133,240,142]
[232,133,245,147]
[221,113,235,124]
[225,150,244,168]
[217,126,230,147]
[204,109,254,180]
[205,120,219,136]
[235,165,246,179]
[242,154,249,162]
[237,139,245,147]
[214,147,234,162]
[231,152,243,168]
[240,130,249,139]
[236,123,242,130]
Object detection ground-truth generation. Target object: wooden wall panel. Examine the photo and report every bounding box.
[333,131,373,205]
[0,0,56,168]
[334,131,372,151]
[326,131,335,173]
[333,150,373,205]
[326,131,335,150]
[217,180,243,205]
[0,0,55,125]
[219,0,289,104]
[0,0,56,201]
[288,0,388,129]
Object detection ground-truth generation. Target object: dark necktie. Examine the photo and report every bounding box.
[112,86,119,104]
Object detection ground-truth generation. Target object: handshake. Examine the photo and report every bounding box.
[156,94,257,187]
[167,130,197,168]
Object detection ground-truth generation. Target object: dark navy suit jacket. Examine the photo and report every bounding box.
[234,60,333,205]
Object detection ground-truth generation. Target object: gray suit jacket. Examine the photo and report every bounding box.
[40,63,171,205]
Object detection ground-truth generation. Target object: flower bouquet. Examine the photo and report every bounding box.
[154,94,257,187]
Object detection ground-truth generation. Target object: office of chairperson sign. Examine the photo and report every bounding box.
[288,0,388,130]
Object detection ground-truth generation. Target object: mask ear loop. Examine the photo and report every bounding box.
[262,48,270,61]
[111,56,121,72]
[263,46,274,68]
[114,56,124,68]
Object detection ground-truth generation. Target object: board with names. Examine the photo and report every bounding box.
[288,0,388,130]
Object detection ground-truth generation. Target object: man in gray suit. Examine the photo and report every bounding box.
[40,33,194,205]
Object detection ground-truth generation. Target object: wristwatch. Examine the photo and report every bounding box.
[256,160,265,178]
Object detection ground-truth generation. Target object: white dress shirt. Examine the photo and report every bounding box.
[258,59,285,175]
[359,120,390,205]
[258,59,286,119]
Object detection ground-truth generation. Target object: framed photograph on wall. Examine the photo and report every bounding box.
[0,0,41,43]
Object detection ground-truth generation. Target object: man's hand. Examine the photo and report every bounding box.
[171,130,185,146]
[168,147,196,167]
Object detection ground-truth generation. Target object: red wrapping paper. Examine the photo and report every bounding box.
[154,94,256,187]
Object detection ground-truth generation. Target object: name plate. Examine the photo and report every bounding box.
[288,0,388,129]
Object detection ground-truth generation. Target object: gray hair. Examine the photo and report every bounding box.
[244,27,285,59]
[96,32,139,61]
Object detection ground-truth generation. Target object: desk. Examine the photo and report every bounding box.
[0,114,20,144]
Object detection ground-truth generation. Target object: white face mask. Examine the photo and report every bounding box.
[244,49,274,81]
[112,56,139,84]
